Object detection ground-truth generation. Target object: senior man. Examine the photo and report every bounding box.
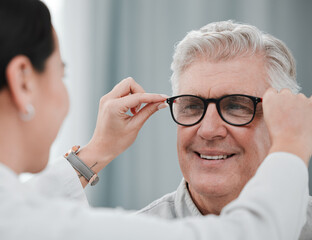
[137,20,312,239]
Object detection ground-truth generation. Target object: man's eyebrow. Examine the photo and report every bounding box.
[180,88,261,98]
[186,92,249,98]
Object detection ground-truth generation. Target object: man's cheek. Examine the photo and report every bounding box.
[177,128,188,152]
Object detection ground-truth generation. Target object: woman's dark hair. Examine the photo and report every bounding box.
[0,0,54,90]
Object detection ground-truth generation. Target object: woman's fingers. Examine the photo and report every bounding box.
[131,101,169,128]
[263,87,312,164]
[109,77,146,98]
[108,77,169,115]
[112,92,168,131]
[116,92,168,114]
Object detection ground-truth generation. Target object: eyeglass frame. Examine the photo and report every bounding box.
[166,94,262,127]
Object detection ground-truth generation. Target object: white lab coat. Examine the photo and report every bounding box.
[0,152,308,240]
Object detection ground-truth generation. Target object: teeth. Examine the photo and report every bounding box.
[200,154,228,160]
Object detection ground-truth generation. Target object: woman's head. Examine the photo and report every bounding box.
[0,0,69,173]
[0,0,54,90]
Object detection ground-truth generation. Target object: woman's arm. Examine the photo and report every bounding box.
[25,77,167,197]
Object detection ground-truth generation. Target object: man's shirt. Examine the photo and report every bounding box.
[137,166,312,240]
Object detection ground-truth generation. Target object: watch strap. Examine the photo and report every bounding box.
[65,147,99,186]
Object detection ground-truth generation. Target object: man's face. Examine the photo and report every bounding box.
[177,56,271,211]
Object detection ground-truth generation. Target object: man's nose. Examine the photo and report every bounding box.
[197,103,227,140]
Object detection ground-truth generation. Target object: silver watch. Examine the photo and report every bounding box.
[64,146,99,186]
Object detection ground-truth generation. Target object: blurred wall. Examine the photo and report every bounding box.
[49,0,312,210]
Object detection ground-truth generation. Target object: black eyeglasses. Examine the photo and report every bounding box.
[166,94,262,126]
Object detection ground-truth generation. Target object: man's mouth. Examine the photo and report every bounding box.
[197,153,235,160]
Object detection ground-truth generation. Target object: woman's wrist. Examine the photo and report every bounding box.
[67,139,118,188]
[269,141,309,166]
[77,142,113,175]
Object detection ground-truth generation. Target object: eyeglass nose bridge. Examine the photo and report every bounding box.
[201,98,223,122]
[203,98,219,105]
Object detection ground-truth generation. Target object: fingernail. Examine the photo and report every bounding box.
[160,94,170,98]
[158,103,169,110]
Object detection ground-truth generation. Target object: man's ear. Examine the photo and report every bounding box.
[5,55,36,113]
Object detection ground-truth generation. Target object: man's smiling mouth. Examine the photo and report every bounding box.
[196,153,235,160]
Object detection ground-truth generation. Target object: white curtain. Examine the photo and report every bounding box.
[48,0,312,209]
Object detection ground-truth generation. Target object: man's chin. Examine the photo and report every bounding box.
[187,178,240,201]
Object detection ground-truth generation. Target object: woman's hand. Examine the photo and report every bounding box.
[76,77,168,181]
[263,88,312,165]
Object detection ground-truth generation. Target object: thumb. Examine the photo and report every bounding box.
[132,102,168,128]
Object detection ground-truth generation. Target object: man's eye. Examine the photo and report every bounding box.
[224,103,253,114]
[185,104,202,110]
[177,104,204,117]
[227,103,244,110]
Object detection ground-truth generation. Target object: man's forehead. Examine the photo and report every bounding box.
[178,57,270,97]
[179,84,268,98]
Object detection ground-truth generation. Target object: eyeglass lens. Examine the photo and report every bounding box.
[172,95,255,126]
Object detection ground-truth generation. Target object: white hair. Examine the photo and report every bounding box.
[170,20,300,95]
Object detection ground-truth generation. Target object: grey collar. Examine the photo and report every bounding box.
[174,179,202,218]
